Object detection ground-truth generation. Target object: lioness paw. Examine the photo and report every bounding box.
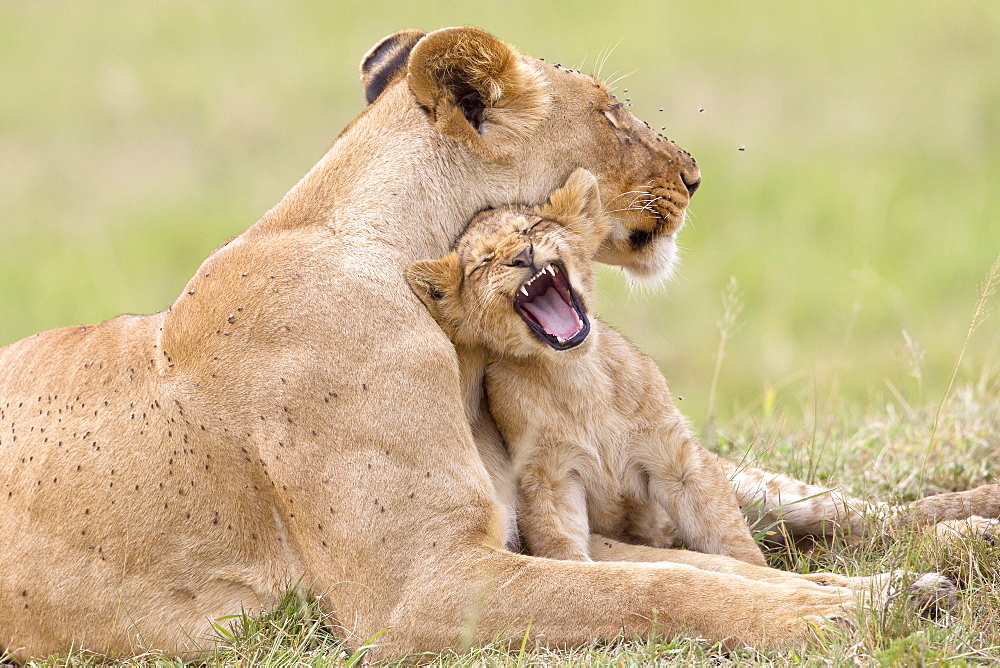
[781,595,855,650]
[884,571,958,615]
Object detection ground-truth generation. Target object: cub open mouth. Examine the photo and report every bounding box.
[513,262,590,350]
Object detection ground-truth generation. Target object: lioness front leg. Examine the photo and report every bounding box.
[378,547,855,659]
[517,458,591,561]
[641,423,768,567]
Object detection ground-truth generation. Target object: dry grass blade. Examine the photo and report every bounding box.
[918,253,1000,487]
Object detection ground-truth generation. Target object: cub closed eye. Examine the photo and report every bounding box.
[467,258,492,276]
[522,220,542,234]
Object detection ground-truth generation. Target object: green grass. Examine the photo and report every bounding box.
[2,1,999,665]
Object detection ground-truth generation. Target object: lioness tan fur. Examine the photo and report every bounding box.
[0,27,994,662]
[407,169,766,567]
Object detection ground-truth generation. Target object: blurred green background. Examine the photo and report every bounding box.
[2,2,998,426]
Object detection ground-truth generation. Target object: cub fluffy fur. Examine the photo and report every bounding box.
[408,169,766,566]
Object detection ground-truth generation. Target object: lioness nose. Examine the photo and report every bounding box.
[510,245,534,268]
[683,172,701,197]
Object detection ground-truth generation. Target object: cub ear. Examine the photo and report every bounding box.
[543,168,603,220]
[360,29,427,105]
[405,254,463,323]
[407,27,550,158]
[537,168,609,253]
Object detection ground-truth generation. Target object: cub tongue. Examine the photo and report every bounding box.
[522,287,580,339]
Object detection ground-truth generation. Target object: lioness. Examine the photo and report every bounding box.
[407,168,766,567]
[0,27,994,662]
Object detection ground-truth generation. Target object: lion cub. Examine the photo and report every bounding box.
[407,169,766,566]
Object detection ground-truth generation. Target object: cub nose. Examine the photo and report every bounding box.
[509,244,534,268]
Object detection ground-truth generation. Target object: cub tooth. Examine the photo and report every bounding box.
[520,286,529,297]
[547,265,556,275]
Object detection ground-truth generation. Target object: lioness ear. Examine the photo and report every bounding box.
[538,168,609,253]
[407,27,550,158]
[360,29,427,104]
[406,254,462,323]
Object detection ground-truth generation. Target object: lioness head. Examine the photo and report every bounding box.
[407,168,607,358]
[361,27,701,282]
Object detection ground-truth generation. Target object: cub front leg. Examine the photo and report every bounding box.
[641,422,768,567]
[586,534,956,615]
[517,457,592,561]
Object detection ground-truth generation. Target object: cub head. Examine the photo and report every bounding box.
[362,27,701,283]
[407,168,607,358]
